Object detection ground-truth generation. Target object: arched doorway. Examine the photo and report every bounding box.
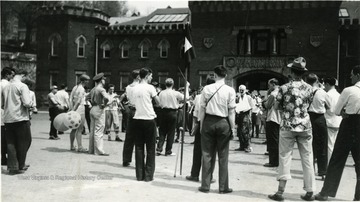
[235,70,287,92]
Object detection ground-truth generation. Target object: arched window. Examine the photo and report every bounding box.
[157,39,170,58]
[138,38,152,58]
[75,35,87,57]
[48,33,62,56]
[119,39,132,58]
[100,40,113,59]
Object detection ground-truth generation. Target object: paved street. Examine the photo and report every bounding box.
[1,113,356,202]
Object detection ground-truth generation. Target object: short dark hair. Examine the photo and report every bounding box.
[268,78,279,85]
[108,84,115,88]
[165,78,174,87]
[139,68,152,79]
[214,65,227,78]
[324,77,336,86]
[131,69,140,79]
[353,65,360,75]
[206,74,215,85]
[1,67,15,78]
[59,83,67,90]
[306,73,318,86]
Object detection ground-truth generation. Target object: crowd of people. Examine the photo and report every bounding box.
[1,56,359,201]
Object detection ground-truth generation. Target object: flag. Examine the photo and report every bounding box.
[184,23,196,64]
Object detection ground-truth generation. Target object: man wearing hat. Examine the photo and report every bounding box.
[87,72,110,156]
[269,57,316,201]
[69,74,90,152]
[235,84,254,153]
[48,85,62,140]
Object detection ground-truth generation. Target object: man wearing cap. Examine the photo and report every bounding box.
[269,57,316,201]
[69,74,90,152]
[323,77,342,163]
[87,72,110,156]
[131,68,160,181]
[121,69,140,167]
[2,69,34,174]
[235,84,255,153]
[156,78,189,156]
[306,73,331,180]
[48,85,62,140]
[315,65,360,201]
[198,65,236,194]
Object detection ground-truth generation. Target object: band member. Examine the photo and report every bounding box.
[198,65,236,194]
[87,73,110,156]
[131,68,160,181]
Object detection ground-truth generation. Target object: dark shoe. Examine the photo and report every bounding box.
[174,139,179,143]
[268,193,284,201]
[264,163,278,167]
[156,152,162,156]
[314,193,328,201]
[54,137,60,140]
[198,187,209,193]
[301,192,314,201]
[219,188,233,194]
[123,162,130,167]
[235,148,245,151]
[144,178,153,182]
[244,147,252,153]
[165,152,176,156]
[9,170,25,175]
[58,131,64,135]
[98,153,110,156]
[49,136,55,140]
[21,164,30,171]
[115,137,123,142]
[264,152,269,155]
[186,176,199,182]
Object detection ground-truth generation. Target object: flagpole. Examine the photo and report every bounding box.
[180,64,188,175]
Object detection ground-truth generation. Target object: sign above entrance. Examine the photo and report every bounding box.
[203,37,214,49]
[223,56,293,69]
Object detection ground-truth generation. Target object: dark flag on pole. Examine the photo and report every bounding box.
[184,23,196,65]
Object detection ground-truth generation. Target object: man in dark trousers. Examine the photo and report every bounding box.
[131,68,160,181]
[48,85,62,140]
[186,75,215,182]
[121,69,140,167]
[315,65,360,201]
[157,78,188,156]
[198,65,236,194]
[2,69,34,175]
[263,78,281,167]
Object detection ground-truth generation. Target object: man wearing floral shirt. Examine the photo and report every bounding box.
[269,57,316,201]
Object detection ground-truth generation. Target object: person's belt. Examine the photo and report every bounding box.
[162,108,178,111]
[205,114,226,119]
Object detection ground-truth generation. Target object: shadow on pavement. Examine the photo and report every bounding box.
[41,147,71,153]
[251,171,303,180]
[89,160,123,168]
[89,170,135,181]
[151,180,196,192]
[32,137,52,140]
[231,190,269,199]
[228,160,263,166]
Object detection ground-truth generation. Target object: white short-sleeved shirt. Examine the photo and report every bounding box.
[159,88,184,109]
[132,83,157,120]
[200,80,236,117]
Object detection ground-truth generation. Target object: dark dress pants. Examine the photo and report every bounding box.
[84,104,91,130]
[320,115,360,200]
[134,119,156,181]
[265,121,279,166]
[1,126,7,165]
[201,115,231,191]
[236,111,251,149]
[49,107,59,138]
[123,108,136,163]
[190,121,215,177]
[157,109,177,154]
[309,112,328,176]
[5,121,32,171]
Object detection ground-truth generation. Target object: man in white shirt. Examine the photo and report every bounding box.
[323,77,342,163]
[235,84,254,153]
[156,78,189,156]
[316,65,360,201]
[104,84,122,142]
[132,68,160,181]
[121,69,140,167]
[48,85,62,140]
[55,84,69,135]
[2,69,34,175]
[307,73,331,180]
[1,67,15,166]
[69,74,89,152]
[198,65,236,194]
